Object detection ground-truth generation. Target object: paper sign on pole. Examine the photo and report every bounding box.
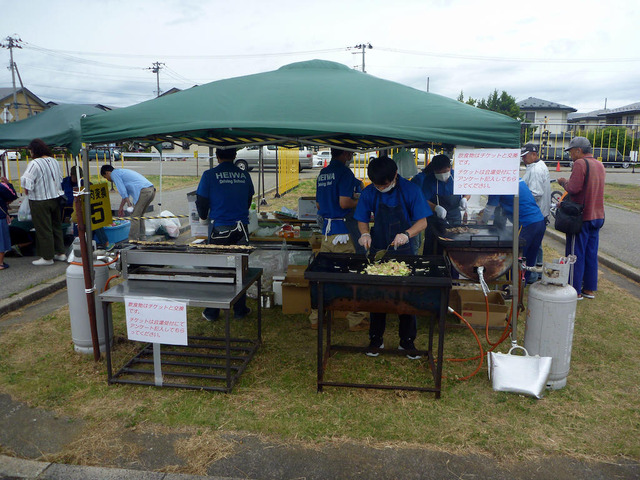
[454,148,520,196]
[125,297,188,346]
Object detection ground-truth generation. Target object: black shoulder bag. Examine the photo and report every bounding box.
[555,159,590,235]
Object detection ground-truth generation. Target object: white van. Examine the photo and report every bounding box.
[0,150,21,161]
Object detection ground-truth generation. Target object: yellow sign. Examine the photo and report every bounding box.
[89,183,113,228]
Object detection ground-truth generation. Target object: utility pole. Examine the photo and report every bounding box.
[1,35,22,121]
[147,61,165,97]
[350,43,372,73]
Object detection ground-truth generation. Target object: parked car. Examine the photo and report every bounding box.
[538,146,572,166]
[313,150,331,167]
[591,147,630,169]
[234,145,313,172]
[86,147,121,161]
[0,149,21,161]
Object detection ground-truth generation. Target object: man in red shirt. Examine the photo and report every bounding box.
[557,137,605,300]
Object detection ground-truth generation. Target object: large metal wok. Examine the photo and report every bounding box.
[437,225,524,282]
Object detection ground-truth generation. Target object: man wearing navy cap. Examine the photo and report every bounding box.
[521,143,550,282]
[196,147,255,320]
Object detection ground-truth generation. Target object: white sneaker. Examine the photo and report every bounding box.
[32,258,54,266]
[53,254,67,262]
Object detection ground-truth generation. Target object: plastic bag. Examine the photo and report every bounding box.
[487,346,552,399]
[17,199,31,221]
[145,210,181,237]
[394,148,418,179]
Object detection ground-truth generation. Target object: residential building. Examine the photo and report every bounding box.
[0,87,47,123]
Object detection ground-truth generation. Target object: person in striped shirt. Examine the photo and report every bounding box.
[20,139,67,266]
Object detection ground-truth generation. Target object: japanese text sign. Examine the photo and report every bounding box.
[125,297,188,345]
[454,148,520,195]
[89,183,113,229]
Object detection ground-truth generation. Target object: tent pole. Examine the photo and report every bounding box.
[511,194,519,346]
[158,150,163,211]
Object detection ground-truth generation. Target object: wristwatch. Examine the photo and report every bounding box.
[403,230,411,240]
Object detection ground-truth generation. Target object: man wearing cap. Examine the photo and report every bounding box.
[557,136,605,300]
[521,143,551,282]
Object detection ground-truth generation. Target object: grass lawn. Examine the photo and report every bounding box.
[1,175,638,474]
[0,240,638,474]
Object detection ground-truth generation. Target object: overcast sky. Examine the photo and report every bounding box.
[2,0,639,114]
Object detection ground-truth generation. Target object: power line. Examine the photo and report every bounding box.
[375,46,640,64]
[22,42,346,60]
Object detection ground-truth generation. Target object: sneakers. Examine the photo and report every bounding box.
[32,257,54,266]
[581,290,595,299]
[105,243,116,252]
[349,319,370,332]
[10,245,23,257]
[399,339,422,360]
[53,254,67,262]
[365,337,384,357]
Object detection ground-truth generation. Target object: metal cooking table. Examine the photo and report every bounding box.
[99,268,262,393]
[305,253,452,398]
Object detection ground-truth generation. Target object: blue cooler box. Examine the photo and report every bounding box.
[103,221,130,244]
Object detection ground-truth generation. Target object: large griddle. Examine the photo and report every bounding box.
[305,253,451,315]
[437,224,524,282]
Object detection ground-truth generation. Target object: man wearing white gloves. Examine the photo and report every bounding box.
[411,154,467,255]
[354,155,430,359]
[312,148,369,331]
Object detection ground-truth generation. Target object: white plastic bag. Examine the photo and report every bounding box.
[487,346,552,399]
[17,199,31,221]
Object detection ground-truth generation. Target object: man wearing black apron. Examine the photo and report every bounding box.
[354,155,431,359]
[411,154,466,255]
[196,147,255,321]
[311,148,369,331]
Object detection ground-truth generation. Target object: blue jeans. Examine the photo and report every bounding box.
[566,219,604,293]
[520,220,546,284]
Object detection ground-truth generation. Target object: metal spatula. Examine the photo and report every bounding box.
[374,243,394,262]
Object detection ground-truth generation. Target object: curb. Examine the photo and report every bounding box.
[0,274,68,318]
[0,454,234,479]
[545,228,640,284]
[0,224,193,319]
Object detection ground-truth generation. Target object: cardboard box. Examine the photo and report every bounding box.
[282,265,311,314]
[449,288,509,328]
[187,191,209,238]
[298,196,318,221]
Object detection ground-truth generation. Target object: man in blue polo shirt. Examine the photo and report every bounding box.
[312,148,368,331]
[354,155,431,359]
[100,164,155,241]
[196,147,255,321]
[481,179,546,284]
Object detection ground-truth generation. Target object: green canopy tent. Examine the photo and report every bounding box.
[81,59,520,150]
[0,103,106,155]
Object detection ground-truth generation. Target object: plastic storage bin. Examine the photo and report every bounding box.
[103,221,130,244]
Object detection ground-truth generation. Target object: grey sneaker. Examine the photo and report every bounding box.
[399,339,422,360]
[366,337,384,357]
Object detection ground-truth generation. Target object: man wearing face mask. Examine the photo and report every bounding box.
[354,155,431,359]
[411,154,467,254]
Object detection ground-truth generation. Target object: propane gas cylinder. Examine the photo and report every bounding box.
[524,282,578,390]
